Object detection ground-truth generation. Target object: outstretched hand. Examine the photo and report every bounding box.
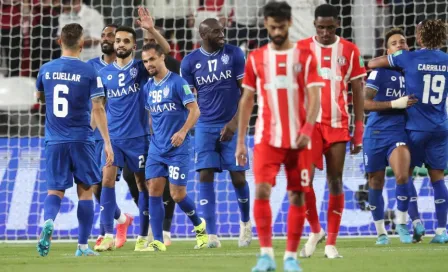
[136,6,155,31]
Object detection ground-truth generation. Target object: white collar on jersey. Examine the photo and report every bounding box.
[61,56,80,60]
[199,47,222,57]
[312,35,341,48]
[113,58,134,70]
[100,55,109,66]
[154,71,172,86]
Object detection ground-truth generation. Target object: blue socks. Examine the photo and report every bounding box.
[368,188,384,221]
[149,196,164,242]
[396,183,410,212]
[407,177,420,221]
[138,192,149,237]
[177,195,202,226]
[77,200,94,244]
[234,181,250,223]
[100,187,116,234]
[431,180,448,228]
[44,194,62,221]
[199,182,216,234]
[114,205,122,220]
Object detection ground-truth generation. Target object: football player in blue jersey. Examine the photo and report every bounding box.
[141,43,208,251]
[364,28,426,245]
[368,19,448,243]
[87,24,135,250]
[180,18,252,248]
[95,8,157,252]
[36,23,113,257]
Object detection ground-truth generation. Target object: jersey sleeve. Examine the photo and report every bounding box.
[349,45,367,81]
[90,69,105,99]
[241,52,257,92]
[233,47,246,81]
[144,81,151,110]
[365,69,383,92]
[180,58,195,89]
[177,78,196,106]
[387,50,409,69]
[36,67,45,92]
[304,50,325,88]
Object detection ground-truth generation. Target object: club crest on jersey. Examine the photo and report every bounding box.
[130,67,138,78]
[293,63,302,73]
[221,54,229,65]
[337,56,346,66]
[163,85,170,98]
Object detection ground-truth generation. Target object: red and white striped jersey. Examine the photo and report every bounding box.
[298,36,367,128]
[242,43,324,149]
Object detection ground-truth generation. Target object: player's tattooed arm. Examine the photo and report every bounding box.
[91,96,111,144]
[36,91,45,103]
[220,79,243,141]
[171,101,200,147]
[364,87,392,111]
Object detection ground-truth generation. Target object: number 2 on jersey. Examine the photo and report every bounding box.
[422,74,445,105]
[118,73,125,87]
[53,84,69,117]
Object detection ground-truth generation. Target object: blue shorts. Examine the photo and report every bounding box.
[102,136,149,173]
[94,140,104,168]
[363,129,409,173]
[194,126,249,172]
[45,142,100,190]
[145,154,189,186]
[407,130,448,170]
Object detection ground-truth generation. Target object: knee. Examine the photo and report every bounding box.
[255,184,271,200]
[368,175,384,190]
[395,172,409,185]
[288,191,305,207]
[170,188,187,203]
[148,180,164,197]
[327,175,343,194]
[199,169,215,182]
[102,169,117,187]
[231,178,246,188]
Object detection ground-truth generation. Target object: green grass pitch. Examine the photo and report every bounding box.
[0,238,447,272]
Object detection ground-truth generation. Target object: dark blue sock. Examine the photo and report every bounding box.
[199,182,216,234]
[44,194,62,221]
[149,196,164,242]
[368,188,384,221]
[100,187,116,234]
[234,181,250,223]
[100,224,105,236]
[138,192,149,236]
[431,180,448,228]
[396,183,409,212]
[114,205,121,220]
[77,200,94,244]
[177,195,202,226]
[407,177,420,221]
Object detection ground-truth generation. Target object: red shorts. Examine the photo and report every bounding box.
[253,142,312,192]
[313,123,351,170]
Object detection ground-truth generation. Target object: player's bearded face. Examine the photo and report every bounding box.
[114,32,135,59]
[269,32,288,46]
[265,18,290,46]
[101,40,114,54]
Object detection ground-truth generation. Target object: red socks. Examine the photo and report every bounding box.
[254,199,272,247]
[305,188,321,233]
[327,193,344,246]
[286,205,306,252]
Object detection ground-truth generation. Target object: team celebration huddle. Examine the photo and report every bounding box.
[34,1,447,271]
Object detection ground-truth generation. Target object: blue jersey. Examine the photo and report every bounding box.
[36,56,104,143]
[180,44,245,127]
[365,68,407,131]
[388,49,448,131]
[86,56,109,140]
[144,71,196,157]
[99,59,150,139]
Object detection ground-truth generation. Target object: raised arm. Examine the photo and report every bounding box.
[368,55,391,70]
[137,7,171,54]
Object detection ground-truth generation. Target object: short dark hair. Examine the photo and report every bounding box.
[263,1,291,21]
[103,24,118,31]
[115,25,137,42]
[385,28,405,48]
[314,4,338,20]
[418,19,447,49]
[142,43,165,56]
[61,23,83,49]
